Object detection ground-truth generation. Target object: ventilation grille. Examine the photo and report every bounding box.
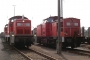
[24,29,30,34]
[17,29,23,34]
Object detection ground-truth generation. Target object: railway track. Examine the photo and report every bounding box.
[13,46,57,60]
[64,48,90,56]
[35,44,90,57]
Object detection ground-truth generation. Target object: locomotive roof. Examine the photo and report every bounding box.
[9,16,28,20]
[43,16,58,21]
[64,17,80,19]
[43,16,63,21]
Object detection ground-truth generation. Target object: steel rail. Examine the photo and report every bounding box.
[13,46,33,60]
[64,48,90,56]
[13,46,57,60]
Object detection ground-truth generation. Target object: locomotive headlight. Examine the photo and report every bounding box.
[34,34,36,36]
[22,20,25,22]
[12,35,14,36]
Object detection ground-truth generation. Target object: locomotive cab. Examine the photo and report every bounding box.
[35,16,82,49]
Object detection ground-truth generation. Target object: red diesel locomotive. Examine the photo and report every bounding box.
[4,16,34,48]
[36,16,82,48]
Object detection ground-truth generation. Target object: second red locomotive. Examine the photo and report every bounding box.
[36,16,83,49]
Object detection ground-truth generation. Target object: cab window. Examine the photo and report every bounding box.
[17,23,22,26]
[67,22,70,26]
[74,23,78,26]
[26,23,30,26]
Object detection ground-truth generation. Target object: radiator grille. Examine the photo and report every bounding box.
[24,29,30,34]
[17,29,23,34]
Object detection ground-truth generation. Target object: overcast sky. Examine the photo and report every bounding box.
[0,0,90,32]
